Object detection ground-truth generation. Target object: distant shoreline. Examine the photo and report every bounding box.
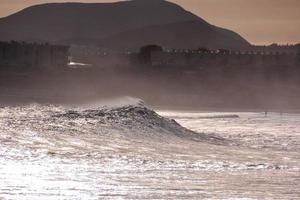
[153,105,300,114]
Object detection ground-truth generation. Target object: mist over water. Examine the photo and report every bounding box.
[0,0,299,199]
[0,99,299,199]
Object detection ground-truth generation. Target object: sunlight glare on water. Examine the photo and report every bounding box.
[0,104,299,199]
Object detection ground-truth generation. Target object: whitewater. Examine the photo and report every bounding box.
[0,98,299,199]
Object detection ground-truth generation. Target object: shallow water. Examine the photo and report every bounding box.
[0,103,299,199]
[159,111,300,151]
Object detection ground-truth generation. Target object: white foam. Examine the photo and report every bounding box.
[80,96,145,109]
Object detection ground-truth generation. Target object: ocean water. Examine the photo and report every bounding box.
[0,100,299,199]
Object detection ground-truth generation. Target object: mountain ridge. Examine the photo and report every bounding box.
[0,0,250,49]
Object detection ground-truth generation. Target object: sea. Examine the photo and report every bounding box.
[0,98,299,199]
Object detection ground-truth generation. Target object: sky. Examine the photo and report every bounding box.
[0,0,299,45]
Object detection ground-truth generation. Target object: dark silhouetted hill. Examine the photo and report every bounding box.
[0,0,250,49]
[96,20,249,50]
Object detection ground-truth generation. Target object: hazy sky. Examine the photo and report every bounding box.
[0,0,299,45]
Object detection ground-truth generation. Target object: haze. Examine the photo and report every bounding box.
[0,0,299,45]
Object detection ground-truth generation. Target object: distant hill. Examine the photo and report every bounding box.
[96,20,249,50]
[0,0,250,49]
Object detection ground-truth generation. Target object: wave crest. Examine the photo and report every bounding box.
[55,101,227,145]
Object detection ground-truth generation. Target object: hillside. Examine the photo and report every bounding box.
[0,0,250,49]
[96,20,249,50]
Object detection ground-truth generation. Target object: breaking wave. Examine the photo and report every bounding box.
[1,97,300,199]
[54,100,227,144]
[0,97,228,161]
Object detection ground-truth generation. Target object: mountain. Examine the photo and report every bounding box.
[0,0,250,49]
[97,20,249,50]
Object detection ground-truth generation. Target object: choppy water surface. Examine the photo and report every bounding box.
[0,101,300,199]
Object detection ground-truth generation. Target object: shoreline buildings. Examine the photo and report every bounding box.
[0,41,70,69]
